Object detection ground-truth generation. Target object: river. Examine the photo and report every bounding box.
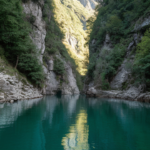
[0,95,150,150]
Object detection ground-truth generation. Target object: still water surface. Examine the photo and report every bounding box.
[0,95,150,150]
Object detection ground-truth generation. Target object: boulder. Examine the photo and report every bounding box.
[10,100,14,103]
[0,93,4,100]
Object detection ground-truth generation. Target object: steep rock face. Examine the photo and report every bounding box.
[86,15,150,102]
[110,33,142,91]
[78,0,97,11]
[66,34,78,51]
[57,0,91,75]
[134,16,150,31]
[23,0,80,95]
[0,73,42,102]
[110,59,131,90]
[22,0,46,63]
[43,56,79,95]
[0,0,82,103]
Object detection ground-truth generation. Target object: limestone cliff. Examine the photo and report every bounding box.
[41,0,97,95]
[0,0,98,101]
[0,0,82,103]
[23,0,80,95]
[78,0,97,11]
[43,56,79,95]
[0,64,42,102]
[22,1,46,63]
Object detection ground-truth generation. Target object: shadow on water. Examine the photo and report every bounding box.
[56,90,62,98]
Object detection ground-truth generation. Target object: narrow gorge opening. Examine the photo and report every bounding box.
[1,0,150,100]
[41,0,98,94]
[0,0,98,100]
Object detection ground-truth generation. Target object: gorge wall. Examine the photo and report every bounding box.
[86,0,150,102]
[0,0,97,102]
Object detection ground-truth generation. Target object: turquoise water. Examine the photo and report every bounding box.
[0,95,150,150]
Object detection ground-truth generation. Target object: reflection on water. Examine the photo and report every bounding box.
[63,95,79,116]
[43,95,79,125]
[0,96,150,150]
[62,110,89,150]
[0,98,42,127]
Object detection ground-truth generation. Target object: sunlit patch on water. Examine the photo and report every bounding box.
[62,110,89,150]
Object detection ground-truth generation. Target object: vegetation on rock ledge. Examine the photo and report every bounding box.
[0,0,44,87]
[87,0,150,90]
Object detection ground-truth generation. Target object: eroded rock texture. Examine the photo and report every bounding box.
[43,56,79,95]
[22,0,79,95]
[0,73,42,102]
[22,0,46,63]
[78,0,97,11]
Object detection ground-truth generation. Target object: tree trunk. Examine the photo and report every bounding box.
[15,56,19,69]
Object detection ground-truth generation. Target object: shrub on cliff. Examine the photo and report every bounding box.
[133,28,150,90]
[87,0,150,89]
[89,0,150,45]
[54,57,65,75]
[42,0,86,90]
[0,0,44,87]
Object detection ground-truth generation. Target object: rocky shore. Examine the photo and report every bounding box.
[0,73,43,103]
[86,87,150,103]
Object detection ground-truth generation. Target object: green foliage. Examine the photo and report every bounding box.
[101,72,109,90]
[0,46,5,56]
[133,28,150,89]
[122,81,128,90]
[18,54,44,85]
[87,54,96,79]
[43,0,86,88]
[106,15,123,34]
[104,44,126,80]
[89,0,150,44]
[46,47,58,55]
[29,15,36,24]
[43,0,74,61]
[90,44,126,90]
[54,57,65,75]
[136,29,150,59]
[87,0,150,89]
[76,73,84,91]
[0,0,44,87]
[43,0,90,76]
